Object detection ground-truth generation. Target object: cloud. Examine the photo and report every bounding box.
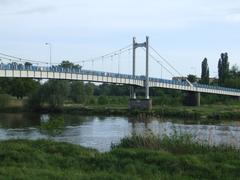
[0,0,240,77]
[15,6,56,15]
[225,13,240,22]
[0,0,25,6]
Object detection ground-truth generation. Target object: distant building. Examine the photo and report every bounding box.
[172,76,217,83]
[172,76,188,82]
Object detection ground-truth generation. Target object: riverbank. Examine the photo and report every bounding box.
[0,134,239,179]
[1,100,240,120]
[62,104,240,120]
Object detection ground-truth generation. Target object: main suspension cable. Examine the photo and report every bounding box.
[75,44,132,64]
[0,52,49,65]
[149,46,193,86]
[141,48,175,77]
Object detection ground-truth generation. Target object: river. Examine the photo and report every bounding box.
[0,113,240,152]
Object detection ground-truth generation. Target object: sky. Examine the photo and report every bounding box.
[0,0,240,79]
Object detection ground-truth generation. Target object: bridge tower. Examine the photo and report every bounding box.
[129,36,152,110]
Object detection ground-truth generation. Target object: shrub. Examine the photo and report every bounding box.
[98,96,108,105]
[25,90,42,111]
[0,94,11,108]
[40,116,65,136]
[87,96,97,105]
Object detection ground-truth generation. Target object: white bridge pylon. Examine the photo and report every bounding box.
[131,36,150,100]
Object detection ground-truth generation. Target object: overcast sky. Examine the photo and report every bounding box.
[0,0,240,78]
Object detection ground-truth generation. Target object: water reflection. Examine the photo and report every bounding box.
[0,113,239,152]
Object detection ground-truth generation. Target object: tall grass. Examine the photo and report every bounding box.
[0,135,239,179]
[112,132,239,155]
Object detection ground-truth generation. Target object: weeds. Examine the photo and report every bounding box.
[0,132,239,179]
[40,116,65,136]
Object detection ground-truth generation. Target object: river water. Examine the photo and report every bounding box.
[0,113,240,152]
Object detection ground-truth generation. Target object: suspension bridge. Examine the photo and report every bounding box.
[0,37,239,109]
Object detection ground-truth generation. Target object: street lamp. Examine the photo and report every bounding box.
[45,42,52,66]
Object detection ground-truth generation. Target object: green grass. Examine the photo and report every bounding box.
[153,104,240,120]
[0,134,239,179]
[1,98,240,120]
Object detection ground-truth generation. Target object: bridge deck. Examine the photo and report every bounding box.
[0,64,240,97]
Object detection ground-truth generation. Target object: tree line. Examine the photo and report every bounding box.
[188,52,240,89]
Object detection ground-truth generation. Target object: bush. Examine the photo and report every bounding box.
[98,96,108,105]
[0,94,11,108]
[40,116,65,136]
[25,90,42,111]
[87,96,97,105]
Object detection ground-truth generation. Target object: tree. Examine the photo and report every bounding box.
[26,88,44,111]
[70,81,85,103]
[201,58,209,84]
[224,65,240,89]
[85,83,94,97]
[59,61,81,69]
[42,80,69,110]
[0,94,11,108]
[98,96,108,105]
[25,62,32,70]
[0,78,39,99]
[8,78,39,99]
[218,53,229,85]
[187,74,197,83]
[26,80,69,111]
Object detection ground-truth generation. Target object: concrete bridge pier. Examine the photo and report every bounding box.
[236,96,240,101]
[129,99,152,110]
[185,92,201,106]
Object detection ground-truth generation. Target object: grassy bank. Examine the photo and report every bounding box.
[58,104,240,120]
[0,134,239,179]
[152,105,240,120]
[1,99,240,120]
[1,105,240,120]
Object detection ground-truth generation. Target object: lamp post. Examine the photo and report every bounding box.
[45,43,52,66]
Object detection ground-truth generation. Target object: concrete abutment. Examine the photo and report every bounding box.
[185,92,201,106]
[129,99,152,110]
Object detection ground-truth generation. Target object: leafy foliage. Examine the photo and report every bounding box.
[0,78,39,99]
[0,94,11,108]
[187,74,197,83]
[43,80,69,110]
[40,116,65,136]
[27,80,69,111]
[0,136,239,179]
[59,60,81,69]
[224,65,240,89]
[98,96,109,105]
[218,52,229,85]
[69,81,85,103]
[201,58,209,84]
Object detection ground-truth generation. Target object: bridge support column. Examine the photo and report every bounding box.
[130,37,137,99]
[130,87,136,99]
[145,36,149,99]
[185,92,201,106]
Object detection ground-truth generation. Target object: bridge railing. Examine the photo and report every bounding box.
[149,77,240,93]
[193,83,240,93]
[0,63,140,80]
[0,63,240,93]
